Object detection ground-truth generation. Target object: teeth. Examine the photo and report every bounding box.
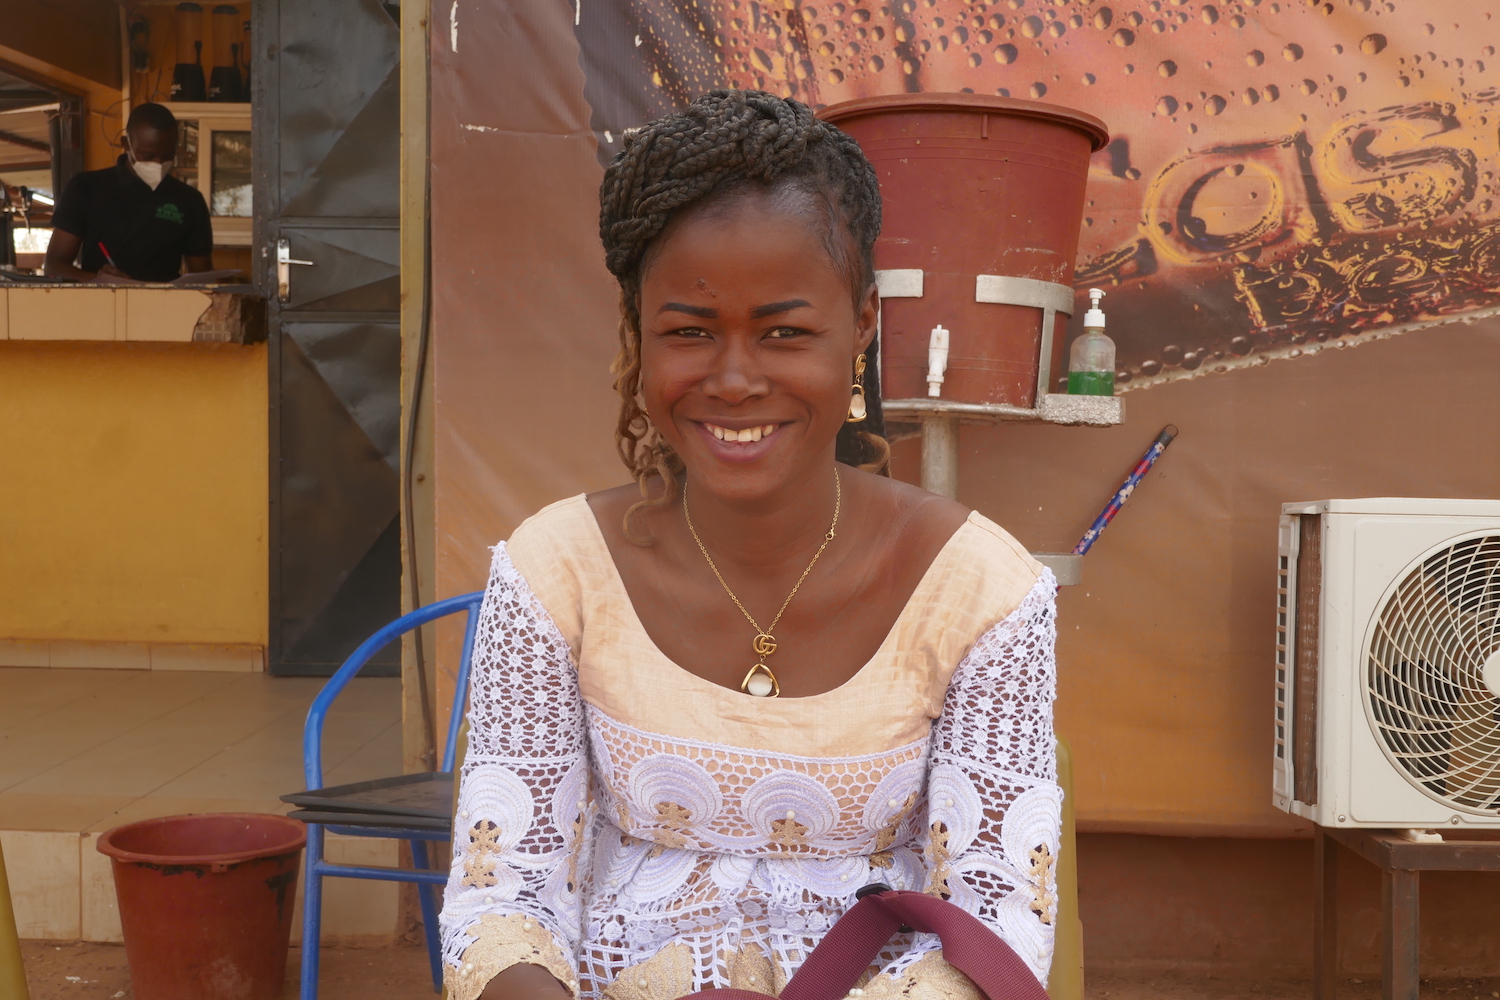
[706,423,778,442]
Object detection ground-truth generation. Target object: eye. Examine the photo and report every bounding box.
[668,326,713,339]
[765,326,808,339]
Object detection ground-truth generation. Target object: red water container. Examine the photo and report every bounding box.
[820,94,1108,408]
[97,813,305,1000]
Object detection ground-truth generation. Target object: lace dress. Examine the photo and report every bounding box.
[440,495,1060,1000]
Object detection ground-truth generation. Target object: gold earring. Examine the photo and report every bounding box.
[846,354,868,423]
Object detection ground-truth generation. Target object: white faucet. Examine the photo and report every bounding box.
[927,324,950,398]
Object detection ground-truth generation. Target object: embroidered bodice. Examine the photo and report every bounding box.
[440,496,1060,1000]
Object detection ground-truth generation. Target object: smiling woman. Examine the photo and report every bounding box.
[439,90,1062,1000]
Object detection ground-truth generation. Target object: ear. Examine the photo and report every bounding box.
[854,281,878,356]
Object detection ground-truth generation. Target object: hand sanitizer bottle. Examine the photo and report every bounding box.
[1068,288,1116,396]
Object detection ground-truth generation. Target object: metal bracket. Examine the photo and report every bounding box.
[276,238,316,303]
[974,274,1075,402]
[873,269,924,382]
[875,268,924,299]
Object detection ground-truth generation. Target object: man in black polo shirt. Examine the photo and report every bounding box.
[44,103,214,283]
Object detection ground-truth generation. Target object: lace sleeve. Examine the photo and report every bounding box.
[918,570,1061,985]
[440,543,593,1000]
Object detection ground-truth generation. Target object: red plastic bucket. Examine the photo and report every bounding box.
[821,94,1108,408]
[97,813,306,1000]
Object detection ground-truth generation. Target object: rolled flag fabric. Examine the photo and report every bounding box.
[1073,425,1178,557]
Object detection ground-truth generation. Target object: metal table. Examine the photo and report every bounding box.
[1315,826,1500,1000]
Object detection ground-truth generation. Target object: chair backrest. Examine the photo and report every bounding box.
[302,591,485,790]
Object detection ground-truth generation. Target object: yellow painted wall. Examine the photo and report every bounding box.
[0,341,266,645]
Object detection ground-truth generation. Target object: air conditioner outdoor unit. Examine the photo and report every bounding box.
[1273,498,1500,830]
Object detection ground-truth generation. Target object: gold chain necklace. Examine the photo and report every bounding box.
[683,468,842,698]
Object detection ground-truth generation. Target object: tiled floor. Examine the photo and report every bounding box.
[0,667,400,825]
[0,667,406,943]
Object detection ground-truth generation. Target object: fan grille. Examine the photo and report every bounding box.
[1367,535,1500,814]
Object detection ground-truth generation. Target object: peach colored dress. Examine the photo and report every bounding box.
[440,495,1059,1000]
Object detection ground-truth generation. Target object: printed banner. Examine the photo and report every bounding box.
[575,0,1500,388]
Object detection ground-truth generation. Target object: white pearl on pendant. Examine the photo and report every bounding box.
[746,672,775,697]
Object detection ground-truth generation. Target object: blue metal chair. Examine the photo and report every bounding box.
[283,591,484,999]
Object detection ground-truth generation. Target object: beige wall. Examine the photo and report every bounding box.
[0,341,267,647]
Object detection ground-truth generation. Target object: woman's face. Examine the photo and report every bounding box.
[637,191,878,504]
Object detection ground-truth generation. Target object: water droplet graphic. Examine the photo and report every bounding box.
[1030,81,1048,97]
[1157,95,1179,114]
[1243,87,1260,104]
[1230,14,1245,27]
[1423,23,1434,35]
[1334,85,1346,100]
[1048,21,1065,37]
[1360,33,1386,55]
[1113,28,1135,46]
[1021,15,1043,36]
[994,43,1018,63]
[1247,49,1264,66]
[1082,71,1097,84]
[968,52,982,66]
[1205,94,1227,114]
[1300,78,1317,94]
[867,55,884,71]
[1159,59,1177,76]
[1093,7,1113,29]
[1201,5,1219,23]
[1264,83,1280,100]
[1284,43,1303,61]
[827,68,845,83]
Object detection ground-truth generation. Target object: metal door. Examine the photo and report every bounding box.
[254,0,402,675]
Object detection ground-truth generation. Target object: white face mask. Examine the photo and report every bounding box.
[129,157,173,190]
[124,139,174,190]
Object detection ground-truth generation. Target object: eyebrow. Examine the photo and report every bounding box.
[749,299,812,318]
[658,302,718,318]
[656,299,815,320]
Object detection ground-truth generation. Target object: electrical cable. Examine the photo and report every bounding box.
[401,20,438,772]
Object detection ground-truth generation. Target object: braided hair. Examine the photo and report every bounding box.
[600,89,889,538]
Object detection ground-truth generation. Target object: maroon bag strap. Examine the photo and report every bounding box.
[780,888,1050,1000]
[678,885,1049,1000]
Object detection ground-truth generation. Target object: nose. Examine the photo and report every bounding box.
[700,339,769,406]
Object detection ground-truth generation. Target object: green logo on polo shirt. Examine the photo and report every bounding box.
[156,203,184,224]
